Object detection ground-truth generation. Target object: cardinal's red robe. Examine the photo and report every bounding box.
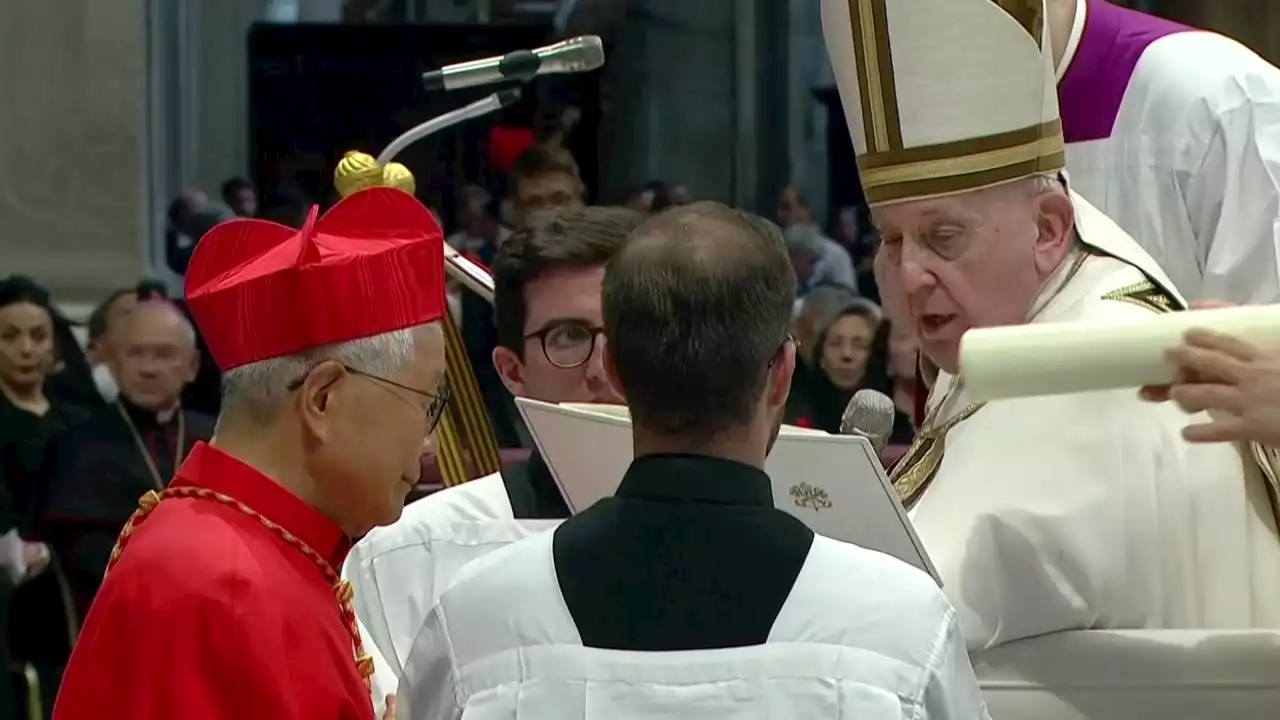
[53,442,375,720]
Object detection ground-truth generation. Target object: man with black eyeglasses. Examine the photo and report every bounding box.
[343,206,645,687]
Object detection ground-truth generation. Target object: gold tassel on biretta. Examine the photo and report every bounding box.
[332,151,502,486]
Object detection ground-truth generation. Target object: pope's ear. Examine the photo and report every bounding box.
[1034,190,1075,252]
[297,360,346,439]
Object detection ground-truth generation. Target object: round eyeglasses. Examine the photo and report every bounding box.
[524,321,605,369]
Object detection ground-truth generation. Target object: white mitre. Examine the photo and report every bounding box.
[821,0,1280,513]
[819,0,1178,289]
[821,0,1061,205]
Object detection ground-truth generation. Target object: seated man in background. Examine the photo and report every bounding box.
[345,206,644,681]
[42,300,213,615]
[82,287,139,403]
[785,221,858,296]
[822,0,1280,649]
[398,201,986,719]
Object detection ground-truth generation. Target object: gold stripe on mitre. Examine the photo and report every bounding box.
[859,120,1065,205]
[333,151,503,486]
[847,0,903,153]
[828,0,1061,206]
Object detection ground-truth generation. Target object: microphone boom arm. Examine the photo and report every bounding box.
[377,89,521,304]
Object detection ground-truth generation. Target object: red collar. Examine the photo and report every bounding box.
[171,442,351,569]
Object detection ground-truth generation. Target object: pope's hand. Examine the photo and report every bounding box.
[382,694,396,720]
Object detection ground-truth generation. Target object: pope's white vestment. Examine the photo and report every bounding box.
[895,196,1280,650]
[819,0,1280,654]
[1059,0,1280,304]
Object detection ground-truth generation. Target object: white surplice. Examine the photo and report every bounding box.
[397,530,988,720]
[902,193,1280,651]
[1059,0,1280,304]
[343,471,560,679]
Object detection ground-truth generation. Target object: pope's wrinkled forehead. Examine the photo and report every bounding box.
[868,185,998,233]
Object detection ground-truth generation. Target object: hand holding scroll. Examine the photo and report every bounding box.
[1142,300,1280,445]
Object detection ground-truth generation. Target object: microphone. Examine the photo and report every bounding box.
[840,389,896,456]
[421,36,605,92]
[373,90,522,301]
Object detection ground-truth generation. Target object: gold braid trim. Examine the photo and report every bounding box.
[441,312,502,485]
[1100,280,1181,314]
[334,150,501,486]
[434,412,469,487]
[107,488,375,688]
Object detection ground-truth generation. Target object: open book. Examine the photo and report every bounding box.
[514,398,939,584]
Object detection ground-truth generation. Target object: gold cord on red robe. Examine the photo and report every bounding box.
[108,489,375,688]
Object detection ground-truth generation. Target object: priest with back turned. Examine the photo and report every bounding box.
[398,202,987,719]
[53,160,449,719]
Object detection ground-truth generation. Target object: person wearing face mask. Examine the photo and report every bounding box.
[82,287,138,403]
[822,0,1280,650]
[343,205,645,686]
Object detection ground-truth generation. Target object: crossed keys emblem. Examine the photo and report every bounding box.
[789,482,832,512]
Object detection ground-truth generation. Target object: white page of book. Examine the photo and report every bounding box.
[516,398,938,584]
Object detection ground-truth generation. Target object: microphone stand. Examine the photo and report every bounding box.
[377,88,523,303]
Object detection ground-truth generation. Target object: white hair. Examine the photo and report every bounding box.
[220,327,420,426]
[1023,172,1063,196]
[784,223,826,260]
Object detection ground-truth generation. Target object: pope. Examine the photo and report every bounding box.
[822,0,1280,650]
[52,159,449,719]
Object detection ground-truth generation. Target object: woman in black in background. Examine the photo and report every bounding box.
[787,301,914,445]
[0,277,84,718]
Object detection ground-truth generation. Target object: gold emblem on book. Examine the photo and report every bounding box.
[790,483,833,511]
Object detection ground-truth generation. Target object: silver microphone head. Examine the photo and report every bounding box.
[840,389,896,452]
[535,35,606,74]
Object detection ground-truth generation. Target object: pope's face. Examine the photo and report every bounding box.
[870,185,1047,374]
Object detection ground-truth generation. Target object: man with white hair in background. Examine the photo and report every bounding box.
[54,183,448,719]
[43,299,213,613]
[821,0,1280,650]
[785,220,858,296]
